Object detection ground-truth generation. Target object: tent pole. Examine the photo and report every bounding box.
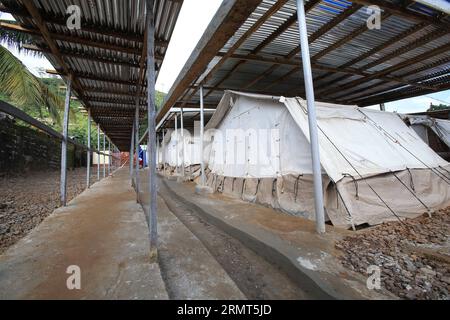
[199,85,206,186]
[86,108,91,189]
[296,0,325,234]
[180,107,185,179]
[146,0,158,254]
[60,77,71,206]
[97,124,100,181]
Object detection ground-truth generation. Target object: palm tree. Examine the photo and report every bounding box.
[0,20,64,124]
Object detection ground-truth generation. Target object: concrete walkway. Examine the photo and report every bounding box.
[0,168,167,300]
[161,177,395,300]
[137,171,246,299]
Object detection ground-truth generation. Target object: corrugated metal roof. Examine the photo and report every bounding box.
[159,0,449,129]
[0,0,183,150]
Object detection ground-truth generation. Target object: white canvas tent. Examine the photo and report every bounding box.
[403,115,450,149]
[158,128,204,177]
[200,91,450,229]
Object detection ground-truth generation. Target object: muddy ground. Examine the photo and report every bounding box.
[336,208,450,300]
[0,168,101,254]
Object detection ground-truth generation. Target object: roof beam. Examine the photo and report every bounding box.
[182,0,289,106]
[0,22,142,55]
[20,1,93,113]
[158,0,262,123]
[22,44,143,68]
[350,0,449,26]
[311,11,392,62]
[242,3,362,91]
[320,42,450,96]
[83,88,146,97]
[204,0,322,98]
[1,5,169,47]
[221,52,440,91]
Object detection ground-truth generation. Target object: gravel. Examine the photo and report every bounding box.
[0,168,99,254]
[336,208,450,300]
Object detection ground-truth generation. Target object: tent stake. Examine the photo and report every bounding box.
[296,0,326,234]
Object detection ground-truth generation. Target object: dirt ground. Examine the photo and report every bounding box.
[336,208,450,300]
[0,168,100,254]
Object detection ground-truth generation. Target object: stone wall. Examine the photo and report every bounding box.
[0,119,87,173]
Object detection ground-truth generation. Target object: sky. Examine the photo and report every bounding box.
[1,1,449,114]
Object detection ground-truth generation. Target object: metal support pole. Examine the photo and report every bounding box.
[134,101,140,201]
[86,108,91,189]
[296,0,325,234]
[97,125,100,181]
[199,85,206,186]
[103,133,106,178]
[162,129,166,176]
[180,107,185,178]
[380,103,386,111]
[108,139,111,175]
[175,113,178,175]
[130,122,135,180]
[147,0,158,254]
[60,77,72,206]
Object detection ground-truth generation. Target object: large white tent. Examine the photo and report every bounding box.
[197,91,450,229]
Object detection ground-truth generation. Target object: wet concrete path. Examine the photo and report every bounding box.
[0,168,167,299]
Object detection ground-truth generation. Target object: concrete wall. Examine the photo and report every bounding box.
[0,119,87,174]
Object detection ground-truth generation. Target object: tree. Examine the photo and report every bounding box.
[427,103,450,112]
[0,20,64,124]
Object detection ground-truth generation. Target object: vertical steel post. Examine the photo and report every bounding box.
[199,85,206,186]
[175,113,178,175]
[130,122,135,180]
[162,129,166,176]
[147,0,158,253]
[60,78,72,206]
[108,139,111,175]
[103,133,106,178]
[180,107,185,178]
[135,100,140,201]
[97,124,100,181]
[86,108,91,189]
[296,0,325,234]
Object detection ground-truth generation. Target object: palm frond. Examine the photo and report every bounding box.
[0,45,63,123]
[0,20,42,56]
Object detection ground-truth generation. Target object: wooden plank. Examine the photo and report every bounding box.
[157,0,263,124]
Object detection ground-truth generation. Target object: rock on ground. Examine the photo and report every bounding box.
[0,168,98,254]
[336,208,450,300]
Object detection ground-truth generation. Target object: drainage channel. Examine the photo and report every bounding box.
[158,180,310,300]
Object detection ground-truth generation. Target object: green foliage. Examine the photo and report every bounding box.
[0,45,64,124]
[427,103,450,112]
